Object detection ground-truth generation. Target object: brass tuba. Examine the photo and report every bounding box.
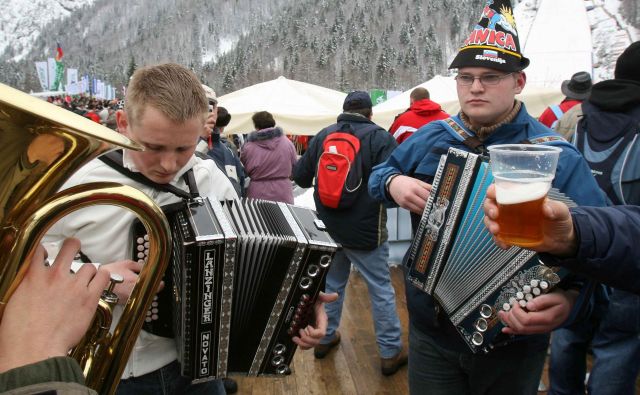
[0,83,171,395]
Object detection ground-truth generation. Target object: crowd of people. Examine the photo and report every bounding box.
[1,0,639,394]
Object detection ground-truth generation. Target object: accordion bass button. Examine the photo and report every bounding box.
[306,264,320,278]
[479,304,494,319]
[273,344,287,355]
[299,277,312,290]
[474,318,488,332]
[271,355,285,367]
[530,279,540,288]
[319,255,331,268]
[522,285,532,293]
[471,332,484,346]
[502,303,511,311]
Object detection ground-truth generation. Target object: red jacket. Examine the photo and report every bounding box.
[84,111,102,124]
[538,99,581,128]
[388,99,449,143]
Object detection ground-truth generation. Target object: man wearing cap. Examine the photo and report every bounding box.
[538,71,592,129]
[546,40,640,395]
[368,1,605,393]
[293,91,408,376]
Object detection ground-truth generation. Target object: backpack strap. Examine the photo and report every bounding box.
[438,117,487,155]
[99,150,198,200]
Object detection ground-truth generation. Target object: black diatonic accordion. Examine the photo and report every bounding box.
[131,197,338,382]
[405,148,574,353]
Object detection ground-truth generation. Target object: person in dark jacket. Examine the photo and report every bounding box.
[483,184,640,295]
[388,87,449,144]
[206,106,246,197]
[545,40,640,395]
[292,91,407,376]
[368,1,605,393]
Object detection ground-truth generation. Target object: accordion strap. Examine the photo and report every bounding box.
[99,150,199,200]
[439,118,487,155]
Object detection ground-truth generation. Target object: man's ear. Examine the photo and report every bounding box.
[115,110,128,135]
[515,71,527,94]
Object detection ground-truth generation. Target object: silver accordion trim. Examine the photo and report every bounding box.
[406,147,575,353]
[132,197,338,381]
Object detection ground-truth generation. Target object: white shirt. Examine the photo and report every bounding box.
[43,151,237,378]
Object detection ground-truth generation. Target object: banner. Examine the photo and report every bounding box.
[47,58,56,90]
[67,68,78,87]
[370,89,387,105]
[35,61,49,91]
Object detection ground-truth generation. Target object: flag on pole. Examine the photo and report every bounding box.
[55,42,64,61]
[51,42,65,91]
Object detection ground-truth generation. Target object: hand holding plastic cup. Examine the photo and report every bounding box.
[487,144,562,247]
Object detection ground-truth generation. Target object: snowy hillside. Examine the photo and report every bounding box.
[0,0,95,61]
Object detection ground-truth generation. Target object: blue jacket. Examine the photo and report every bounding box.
[541,205,640,295]
[368,104,606,352]
[293,113,397,249]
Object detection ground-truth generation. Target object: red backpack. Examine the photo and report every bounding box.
[315,124,375,209]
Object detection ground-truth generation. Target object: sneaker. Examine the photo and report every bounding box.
[380,348,408,376]
[223,378,238,394]
[313,331,341,359]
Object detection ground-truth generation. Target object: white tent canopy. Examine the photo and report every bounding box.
[218,76,346,136]
[372,77,563,131]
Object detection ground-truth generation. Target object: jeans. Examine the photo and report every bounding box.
[550,289,640,395]
[321,241,403,358]
[116,360,225,395]
[408,322,546,395]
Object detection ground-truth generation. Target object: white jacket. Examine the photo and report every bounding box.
[43,151,237,379]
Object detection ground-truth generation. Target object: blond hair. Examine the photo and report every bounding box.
[125,63,207,125]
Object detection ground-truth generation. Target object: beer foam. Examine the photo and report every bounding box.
[494,178,550,205]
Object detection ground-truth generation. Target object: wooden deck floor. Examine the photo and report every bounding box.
[234,266,640,395]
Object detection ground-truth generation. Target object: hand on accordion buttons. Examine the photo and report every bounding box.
[101,260,165,305]
[0,238,111,373]
[387,175,432,215]
[292,292,339,350]
[498,288,579,335]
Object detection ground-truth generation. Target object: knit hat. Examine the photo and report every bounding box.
[202,84,217,104]
[343,91,372,111]
[561,71,592,100]
[614,41,640,83]
[449,0,529,72]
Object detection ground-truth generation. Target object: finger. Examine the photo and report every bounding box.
[157,280,165,293]
[75,261,99,285]
[88,267,111,297]
[52,238,82,274]
[291,336,313,350]
[128,260,144,273]
[486,184,496,200]
[317,292,339,304]
[29,245,48,272]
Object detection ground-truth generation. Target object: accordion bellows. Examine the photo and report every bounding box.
[132,198,338,382]
[406,148,574,353]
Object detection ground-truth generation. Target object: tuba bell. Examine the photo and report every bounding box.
[0,83,172,395]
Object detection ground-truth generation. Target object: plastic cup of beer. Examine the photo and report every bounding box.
[487,144,562,247]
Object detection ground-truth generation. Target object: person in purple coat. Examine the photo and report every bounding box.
[240,111,297,203]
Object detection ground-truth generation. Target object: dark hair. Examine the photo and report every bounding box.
[410,87,430,101]
[252,111,276,130]
[348,107,372,118]
[216,106,231,128]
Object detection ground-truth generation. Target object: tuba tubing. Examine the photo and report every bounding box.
[0,182,171,395]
